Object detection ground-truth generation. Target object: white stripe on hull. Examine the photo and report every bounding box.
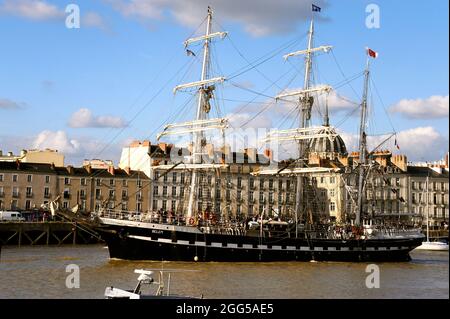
[127,235,408,253]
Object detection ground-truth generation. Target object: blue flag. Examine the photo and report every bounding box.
[312,4,321,12]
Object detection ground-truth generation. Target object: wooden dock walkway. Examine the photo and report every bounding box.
[0,222,103,246]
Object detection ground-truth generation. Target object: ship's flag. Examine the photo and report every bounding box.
[367,47,378,58]
[312,4,321,12]
[394,138,400,150]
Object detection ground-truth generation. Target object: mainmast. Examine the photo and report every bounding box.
[355,57,371,226]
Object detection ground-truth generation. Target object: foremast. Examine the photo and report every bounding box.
[158,7,228,225]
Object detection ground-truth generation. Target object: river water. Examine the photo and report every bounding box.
[0,245,447,299]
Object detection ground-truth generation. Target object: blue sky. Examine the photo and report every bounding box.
[0,0,448,165]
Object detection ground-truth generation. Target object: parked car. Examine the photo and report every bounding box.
[0,211,26,221]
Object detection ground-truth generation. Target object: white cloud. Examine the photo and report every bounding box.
[339,126,448,162]
[390,95,449,119]
[0,0,63,20]
[105,0,329,36]
[32,130,81,154]
[0,98,24,109]
[83,11,108,30]
[68,108,128,128]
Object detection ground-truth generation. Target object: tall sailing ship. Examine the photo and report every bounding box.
[93,7,424,262]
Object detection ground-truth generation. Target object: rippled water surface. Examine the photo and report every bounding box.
[0,245,448,299]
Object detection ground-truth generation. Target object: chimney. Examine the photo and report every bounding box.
[0,150,3,156]
[264,149,273,161]
[66,165,74,175]
[158,143,168,153]
[391,154,407,172]
[8,151,13,157]
[85,164,92,174]
[20,149,27,157]
[108,165,115,175]
[142,140,151,147]
[124,166,131,175]
[130,140,141,147]
[244,148,257,163]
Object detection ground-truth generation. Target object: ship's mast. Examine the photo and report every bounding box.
[294,19,314,220]
[356,57,370,226]
[187,7,213,220]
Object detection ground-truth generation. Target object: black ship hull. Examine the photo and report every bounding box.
[96,219,424,262]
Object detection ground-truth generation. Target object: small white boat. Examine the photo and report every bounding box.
[105,269,202,299]
[414,241,449,251]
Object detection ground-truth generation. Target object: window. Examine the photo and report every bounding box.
[122,179,128,187]
[12,174,18,182]
[80,178,86,186]
[26,187,32,197]
[330,177,336,184]
[250,178,255,189]
[249,192,254,202]
[122,190,128,199]
[259,179,264,189]
[172,172,177,183]
[172,187,177,197]
[320,177,325,184]
[25,200,31,210]
[0,186,4,196]
[109,179,115,186]
[27,175,32,183]
[63,188,70,199]
[153,186,158,196]
[237,177,242,188]
[63,202,69,209]
[163,174,168,182]
[11,200,18,209]
[45,175,50,183]
[79,189,85,199]
[122,202,128,211]
[259,192,264,202]
[269,179,273,190]
[329,189,335,197]
[237,190,242,201]
[269,192,273,204]
[96,179,102,186]
[180,186,185,197]
[0,174,3,182]
[64,177,70,185]
[152,200,157,210]
[12,187,19,197]
[180,173,185,184]
[137,180,142,188]
[226,190,231,201]
[95,189,101,200]
[330,202,336,212]
[136,191,143,201]
[163,186,168,196]
[109,189,115,199]
[162,200,167,211]
[171,200,176,210]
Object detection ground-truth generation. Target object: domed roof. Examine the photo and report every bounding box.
[308,127,347,156]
